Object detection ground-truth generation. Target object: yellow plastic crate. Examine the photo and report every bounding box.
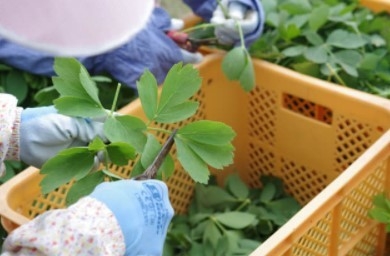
[0,53,389,255]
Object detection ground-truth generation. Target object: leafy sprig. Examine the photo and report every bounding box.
[39,58,236,205]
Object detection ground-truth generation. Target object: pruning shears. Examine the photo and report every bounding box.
[166,30,219,53]
[131,129,177,181]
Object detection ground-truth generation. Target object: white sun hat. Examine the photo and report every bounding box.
[0,0,154,56]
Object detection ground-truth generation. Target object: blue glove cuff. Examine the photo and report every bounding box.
[90,180,174,255]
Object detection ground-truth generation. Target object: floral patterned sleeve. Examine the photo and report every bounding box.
[1,197,126,256]
[0,93,21,177]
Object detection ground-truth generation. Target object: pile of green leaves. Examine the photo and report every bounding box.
[249,0,390,98]
[163,174,301,256]
[39,58,236,205]
[368,193,390,232]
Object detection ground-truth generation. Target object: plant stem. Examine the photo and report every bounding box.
[235,20,246,49]
[235,198,251,211]
[216,0,230,19]
[103,150,110,171]
[325,63,347,86]
[210,216,227,234]
[148,127,172,134]
[110,83,122,115]
[181,23,218,33]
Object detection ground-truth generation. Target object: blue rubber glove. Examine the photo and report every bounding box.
[19,106,107,168]
[211,0,265,46]
[184,0,264,47]
[90,179,174,256]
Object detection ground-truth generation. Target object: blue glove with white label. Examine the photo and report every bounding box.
[210,0,265,47]
[90,179,174,256]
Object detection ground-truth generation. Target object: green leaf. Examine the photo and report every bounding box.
[53,58,82,84]
[304,30,324,46]
[326,29,366,49]
[40,148,95,194]
[157,63,202,116]
[203,220,221,249]
[187,141,234,170]
[282,45,306,57]
[222,47,247,80]
[339,63,358,77]
[79,66,101,106]
[88,137,106,152]
[91,76,112,83]
[104,115,147,153]
[154,101,199,123]
[279,0,312,15]
[333,50,362,67]
[291,62,320,77]
[53,59,91,99]
[257,219,274,235]
[280,24,301,41]
[54,96,107,118]
[178,120,236,146]
[267,197,302,218]
[137,70,158,121]
[225,173,249,199]
[102,169,124,181]
[372,194,390,211]
[195,184,237,208]
[65,171,105,205]
[34,86,59,106]
[304,46,328,64]
[175,137,209,184]
[239,55,256,92]
[368,208,390,223]
[140,134,174,179]
[309,5,329,31]
[237,239,261,250]
[259,183,276,203]
[5,71,28,103]
[106,142,136,166]
[214,212,256,229]
[130,160,145,178]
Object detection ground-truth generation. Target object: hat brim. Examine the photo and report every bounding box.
[0,1,154,56]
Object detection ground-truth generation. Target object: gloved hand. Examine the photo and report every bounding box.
[170,18,203,64]
[211,0,264,46]
[90,179,174,256]
[19,106,107,168]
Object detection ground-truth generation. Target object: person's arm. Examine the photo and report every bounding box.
[1,197,126,255]
[0,94,21,176]
[1,180,173,256]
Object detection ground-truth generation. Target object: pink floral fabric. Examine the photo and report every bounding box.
[2,197,126,255]
[0,94,21,177]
